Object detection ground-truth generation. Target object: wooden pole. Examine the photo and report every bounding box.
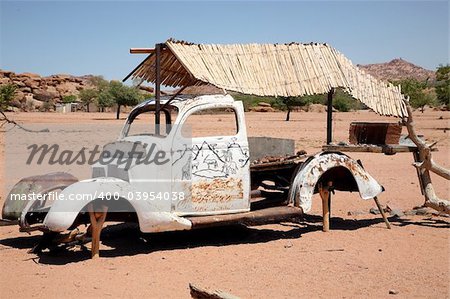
[373,197,391,229]
[155,43,162,135]
[88,204,108,258]
[326,88,334,144]
[319,182,331,232]
[130,48,155,54]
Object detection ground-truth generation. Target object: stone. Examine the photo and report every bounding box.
[12,80,26,87]
[307,103,326,113]
[46,85,59,95]
[25,97,43,110]
[0,70,14,77]
[414,207,432,216]
[250,106,275,112]
[369,207,380,215]
[284,242,293,248]
[389,209,404,217]
[23,79,39,89]
[389,289,399,295]
[56,82,78,95]
[21,72,41,78]
[9,98,22,108]
[404,209,417,216]
[0,77,11,84]
[258,102,271,107]
[18,86,32,93]
[33,89,54,101]
[14,90,25,101]
[347,210,366,216]
[7,106,20,112]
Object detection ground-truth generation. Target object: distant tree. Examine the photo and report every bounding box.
[96,89,115,112]
[88,76,109,92]
[108,81,143,119]
[0,84,17,111]
[393,79,435,113]
[79,88,98,112]
[86,76,112,112]
[435,64,450,108]
[282,97,309,121]
[62,95,77,104]
[281,89,359,121]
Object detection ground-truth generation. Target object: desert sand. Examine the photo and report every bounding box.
[0,109,449,298]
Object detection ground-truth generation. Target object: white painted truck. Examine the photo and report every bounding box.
[3,94,387,257]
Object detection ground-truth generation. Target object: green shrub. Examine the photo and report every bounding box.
[435,65,449,108]
[0,84,17,111]
[62,95,77,103]
[392,79,436,112]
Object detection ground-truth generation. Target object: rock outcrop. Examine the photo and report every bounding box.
[358,58,435,82]
[0,69,94,111]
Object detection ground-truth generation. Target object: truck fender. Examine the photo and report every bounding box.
[37,178,192,233]
[288,152,383,213]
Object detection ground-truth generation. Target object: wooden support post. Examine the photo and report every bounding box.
[88,204,108,259]
[326,88,334,145]
[412,150,425,196]
[373,197,391,229]
[319,182,332,232]
[155,43,162,135]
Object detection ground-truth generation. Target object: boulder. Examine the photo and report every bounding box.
[56,82,78,95]
[21,72,41,78]
[18,86,32,93]
[9,98,22,108]
[0,77,11,84]
[258,102,271,107]
[54,74,72,80]
[25,96,43,111]
[0,70,14,78]
[34,89,57,101]
[11,80,26,87]
[307,104,327,113]
[14,90,26,102]
[7,106,20,112]
[46,85,59,95]
[23,78,39,89]
[250,106,275,112]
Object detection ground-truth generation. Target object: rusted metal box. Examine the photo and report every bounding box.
[349,122,402,145]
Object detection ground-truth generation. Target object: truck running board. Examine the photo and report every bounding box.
[187,206,303,229]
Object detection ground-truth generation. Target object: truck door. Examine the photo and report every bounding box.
[173,101,250,215]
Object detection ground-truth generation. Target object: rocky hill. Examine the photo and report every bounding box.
[358,58,435,82]
[0,70,93,111]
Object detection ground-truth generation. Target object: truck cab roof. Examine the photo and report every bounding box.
[128,94,235,122]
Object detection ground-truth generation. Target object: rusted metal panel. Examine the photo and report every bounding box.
[288,152,383,213]
[188,206,303,229]
[2,172,78,220]
[248,137,295,161]
[349,122,402,145]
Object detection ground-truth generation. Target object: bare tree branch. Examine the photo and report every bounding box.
[403,101,450,214]
[0,111,49,133]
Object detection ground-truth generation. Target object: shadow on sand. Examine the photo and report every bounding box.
[1,214,448,265]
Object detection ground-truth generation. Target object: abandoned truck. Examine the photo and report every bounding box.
[3,94,389,257]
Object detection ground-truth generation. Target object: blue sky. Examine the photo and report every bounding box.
[1,1,448,81]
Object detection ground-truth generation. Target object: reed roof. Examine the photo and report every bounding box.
[126,39,408,117]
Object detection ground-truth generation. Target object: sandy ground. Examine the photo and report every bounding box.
[0,109,449,298]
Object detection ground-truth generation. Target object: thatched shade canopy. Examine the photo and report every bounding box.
[125,39,408,117]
